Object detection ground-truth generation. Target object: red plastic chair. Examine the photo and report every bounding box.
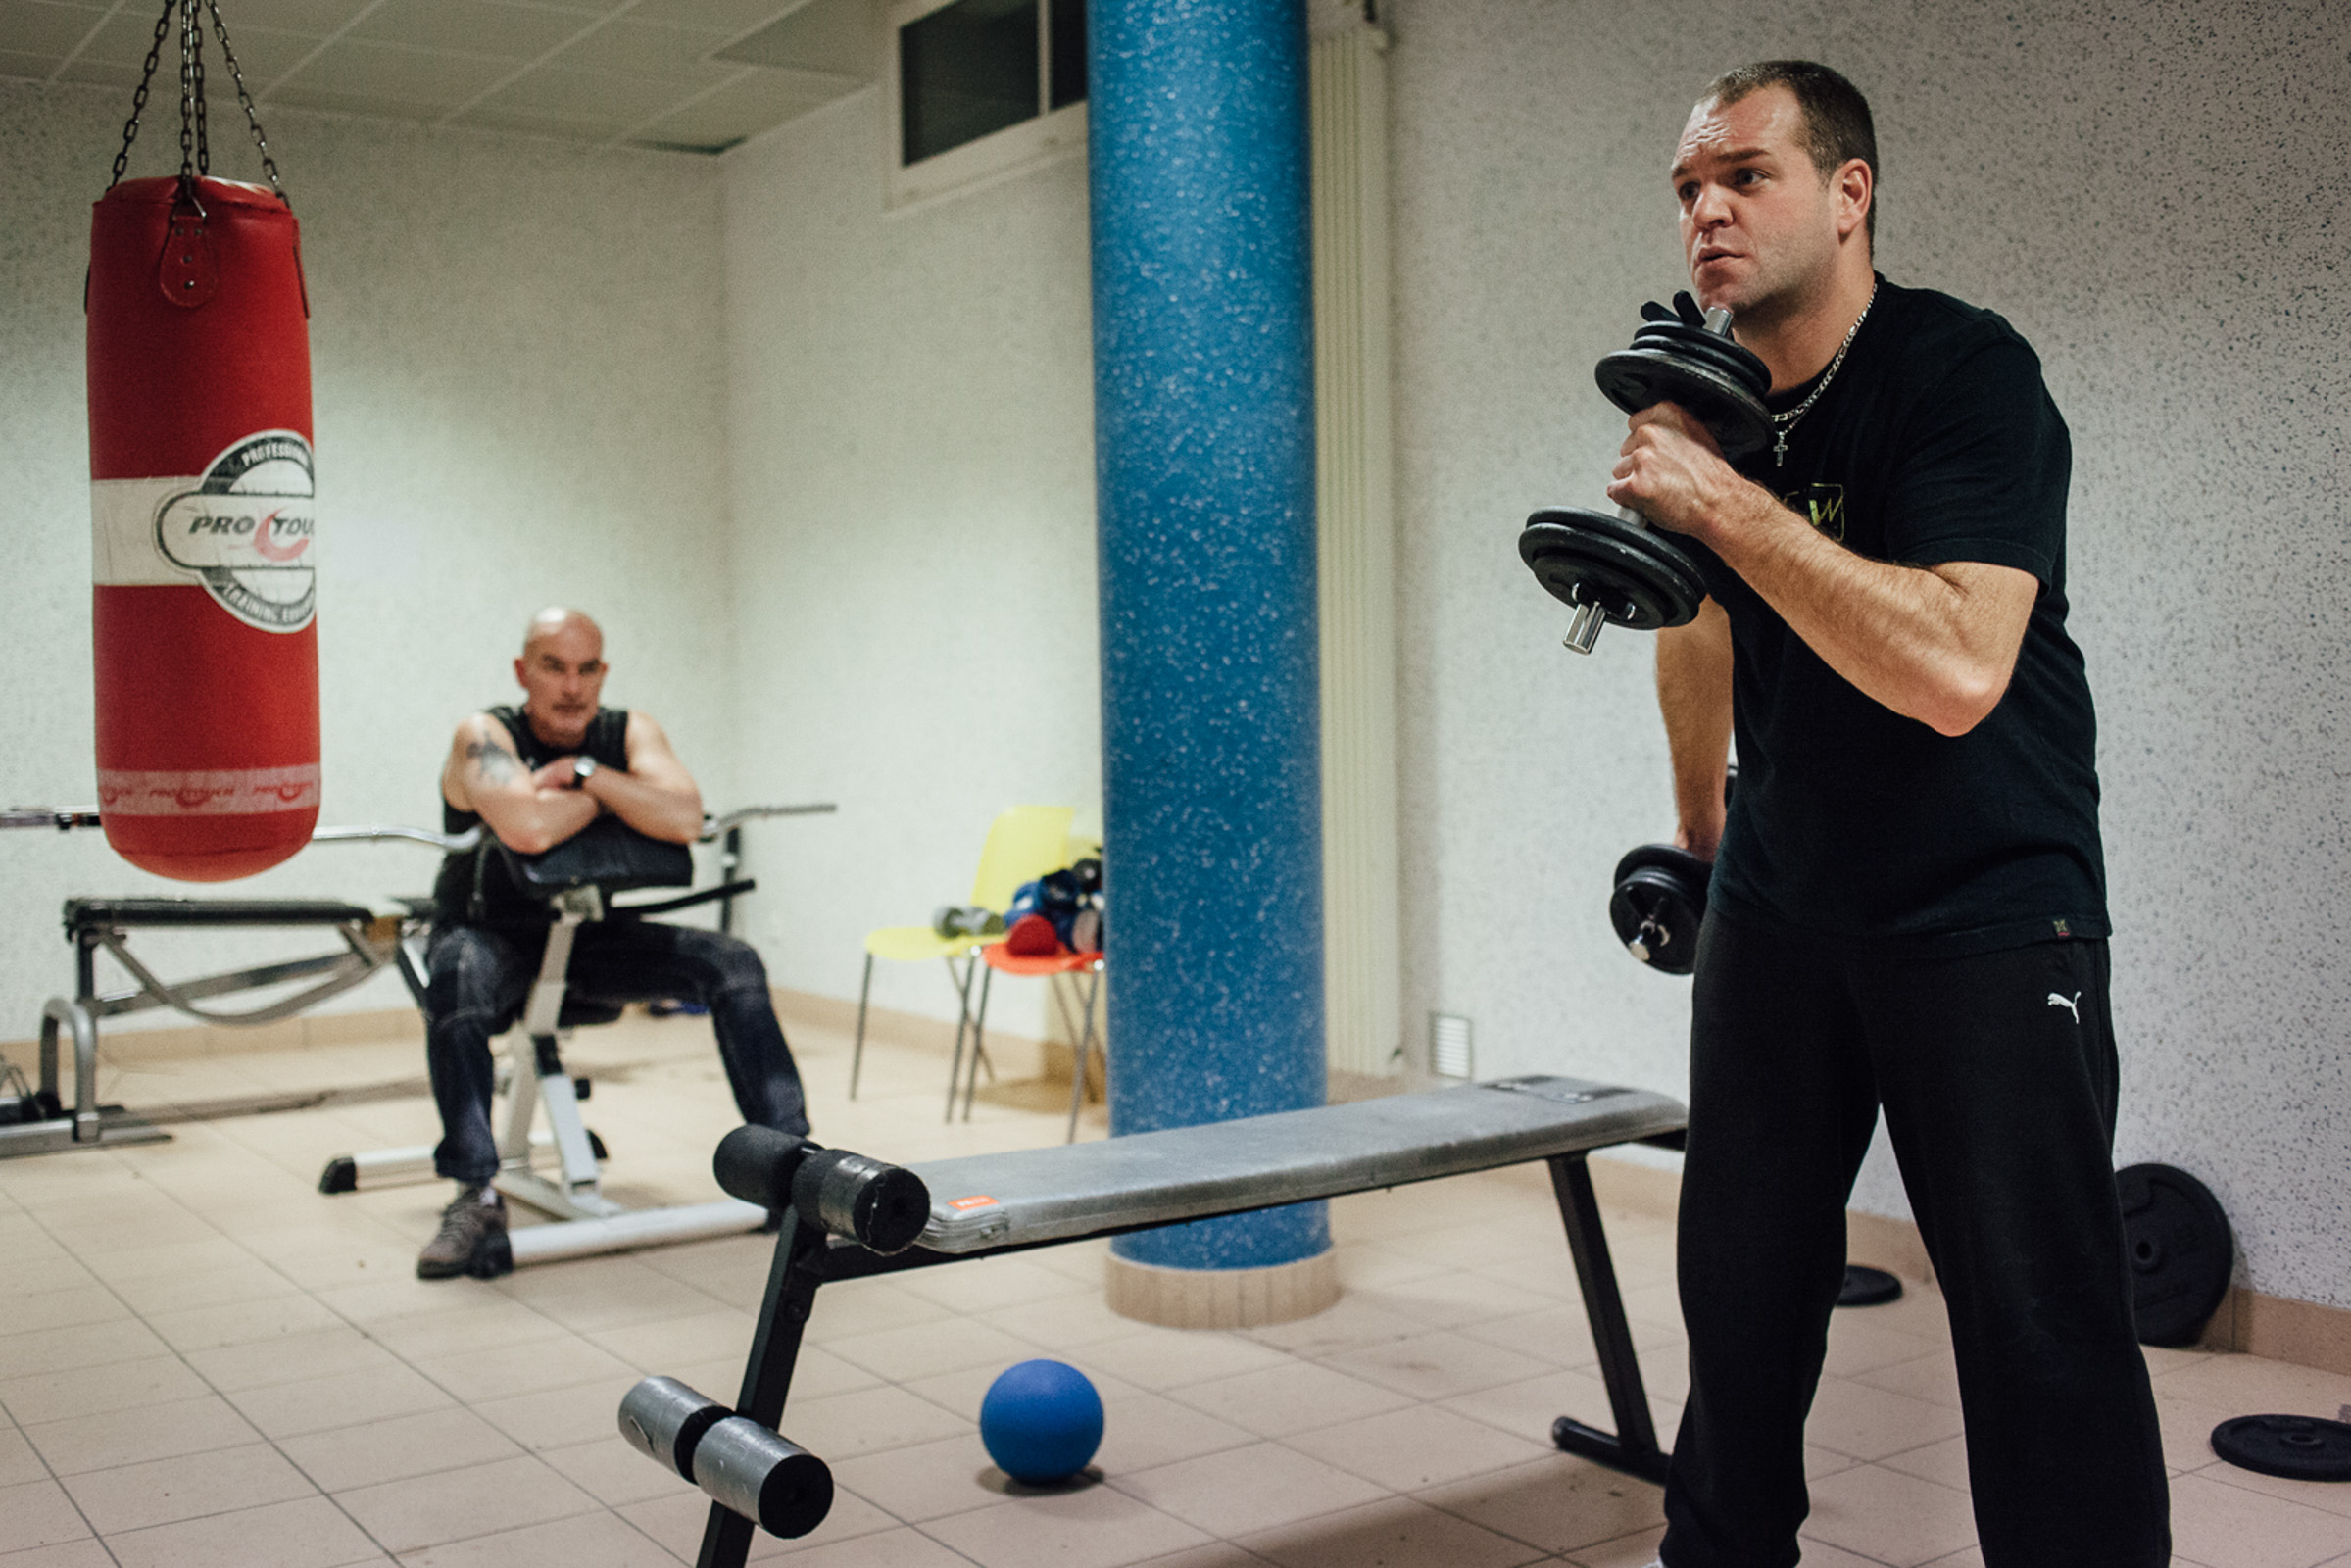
[965,942,1104,1141]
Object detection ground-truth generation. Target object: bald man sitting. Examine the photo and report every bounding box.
[416,609,810,1279]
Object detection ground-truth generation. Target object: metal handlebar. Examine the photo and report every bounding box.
[1,808,104,830]
[701,803,836,840]
[308,824,482,852]
[6,805,834,853]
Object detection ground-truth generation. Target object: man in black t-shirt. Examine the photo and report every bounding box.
[1606,63,2169,1565]
[415,608,808,1280]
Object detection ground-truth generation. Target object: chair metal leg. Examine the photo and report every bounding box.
[943,954,974,1123]
[1064,962,1102,1144]
[959,964,995,1122]
[851,954,873,1101]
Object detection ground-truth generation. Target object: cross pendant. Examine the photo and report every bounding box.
[1773,428,1788,467]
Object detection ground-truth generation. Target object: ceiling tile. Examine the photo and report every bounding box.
[0,0,107,59]
[478,59,710,119]
[195,22,331,77]
[263,80,444,119]
[350,0,597,61]
[270,36,515,106]
[627,59,844,147]
[710,0,870,78]
[624,0,799,41]
[75,20,325,81]
[543,17,728,81]
[54,55,144,86]
[73,6,198,63]
[1,48,65,80]
[60,14,321,103]
[203,0,376,38]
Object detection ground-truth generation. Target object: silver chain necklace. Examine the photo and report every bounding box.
[1771,281,1878,467]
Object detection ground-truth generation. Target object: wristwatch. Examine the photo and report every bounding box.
[571,756,599,788]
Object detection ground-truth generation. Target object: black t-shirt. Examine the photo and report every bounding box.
[1679,277,2108,954]
[430,704,631,929]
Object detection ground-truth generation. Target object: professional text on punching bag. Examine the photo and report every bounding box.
[87,175,319,880]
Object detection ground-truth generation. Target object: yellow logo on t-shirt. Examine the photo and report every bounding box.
[1783,482,1846,542]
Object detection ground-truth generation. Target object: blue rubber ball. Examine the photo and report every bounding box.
[979,1359,1104,1483]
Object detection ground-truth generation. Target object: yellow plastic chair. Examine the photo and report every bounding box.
[852,805,1075,1114]
[949,826,1106,1130]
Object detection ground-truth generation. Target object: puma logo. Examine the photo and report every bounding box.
[2047,991,2082,1022]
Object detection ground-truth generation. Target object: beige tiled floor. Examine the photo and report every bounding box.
[5,1004,2351,1567]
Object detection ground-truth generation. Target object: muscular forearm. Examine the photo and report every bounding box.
[581,766,703,844]
[493,789,600,855]
[1690,487,2020,736]
[1610,408,2033,738]
[1657,598,1733,858]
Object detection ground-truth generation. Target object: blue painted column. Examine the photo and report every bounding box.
[1090,0,1327,1274]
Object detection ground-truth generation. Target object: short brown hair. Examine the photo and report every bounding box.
[1703,60,1878,243]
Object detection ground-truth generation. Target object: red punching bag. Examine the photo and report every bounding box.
[87,170,319,881]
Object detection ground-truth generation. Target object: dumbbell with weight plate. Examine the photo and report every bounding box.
[1522,293,1773,654]
[1609,765,1734,976]
[932,905,1004,940]
[1609,843,1711,976]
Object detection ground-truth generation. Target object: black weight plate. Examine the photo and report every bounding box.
[2116,1162,2234,1347]
[1608,843,1710,975]
[1837,1265,1903,1307]
[1596,347,1774,458]
[1627,320,1773,400]
[2211,1414,2351,1482]
[1520,510,1707,631]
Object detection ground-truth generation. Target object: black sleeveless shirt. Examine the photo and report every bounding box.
[431,704,631,928]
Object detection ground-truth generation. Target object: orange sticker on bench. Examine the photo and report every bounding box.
[949,1195,999,1210]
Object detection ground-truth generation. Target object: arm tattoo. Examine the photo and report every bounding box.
[465,738,520,785]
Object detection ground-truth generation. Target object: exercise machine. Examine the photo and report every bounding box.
[313,806,833,1268]
[0,811,470,1157]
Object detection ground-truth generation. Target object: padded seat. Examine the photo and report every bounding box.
[64,898,377,931]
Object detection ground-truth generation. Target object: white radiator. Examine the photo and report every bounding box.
[1310,19,1402,1079]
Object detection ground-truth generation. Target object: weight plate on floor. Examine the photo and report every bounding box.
[1837,1264,1903,1307]
[2211,1414,2351,1482]
[2115,1162,2233,1347]
[1595,345,1773,458]
[1520,510,1707,631]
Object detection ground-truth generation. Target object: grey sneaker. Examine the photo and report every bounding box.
[416,1184,512,1279]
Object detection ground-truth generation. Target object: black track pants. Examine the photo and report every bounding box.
[1658,914,2170,1568]
[423,920,810,1185]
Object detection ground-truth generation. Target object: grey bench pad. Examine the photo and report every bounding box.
[905,1076,1687,1254]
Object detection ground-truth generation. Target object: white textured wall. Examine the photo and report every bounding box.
[0,83,731,1034]
[1383,0,2350,1306]
[718,91,1101,1042]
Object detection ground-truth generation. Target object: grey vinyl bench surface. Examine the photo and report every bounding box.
[903,1075,1689,1254]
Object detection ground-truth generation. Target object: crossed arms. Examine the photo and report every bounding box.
[441,712,704,855]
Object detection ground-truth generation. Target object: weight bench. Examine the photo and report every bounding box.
[621,1074,1689,1567]
[0,814,469,1158]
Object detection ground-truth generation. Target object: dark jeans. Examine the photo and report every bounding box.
[423,920,810,1185]
[1660,914,2170,1568]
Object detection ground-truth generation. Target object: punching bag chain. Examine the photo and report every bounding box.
[204,0,285,201]
[106,0,177,191]
[105,0,286,205]
[186,0,211,181]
